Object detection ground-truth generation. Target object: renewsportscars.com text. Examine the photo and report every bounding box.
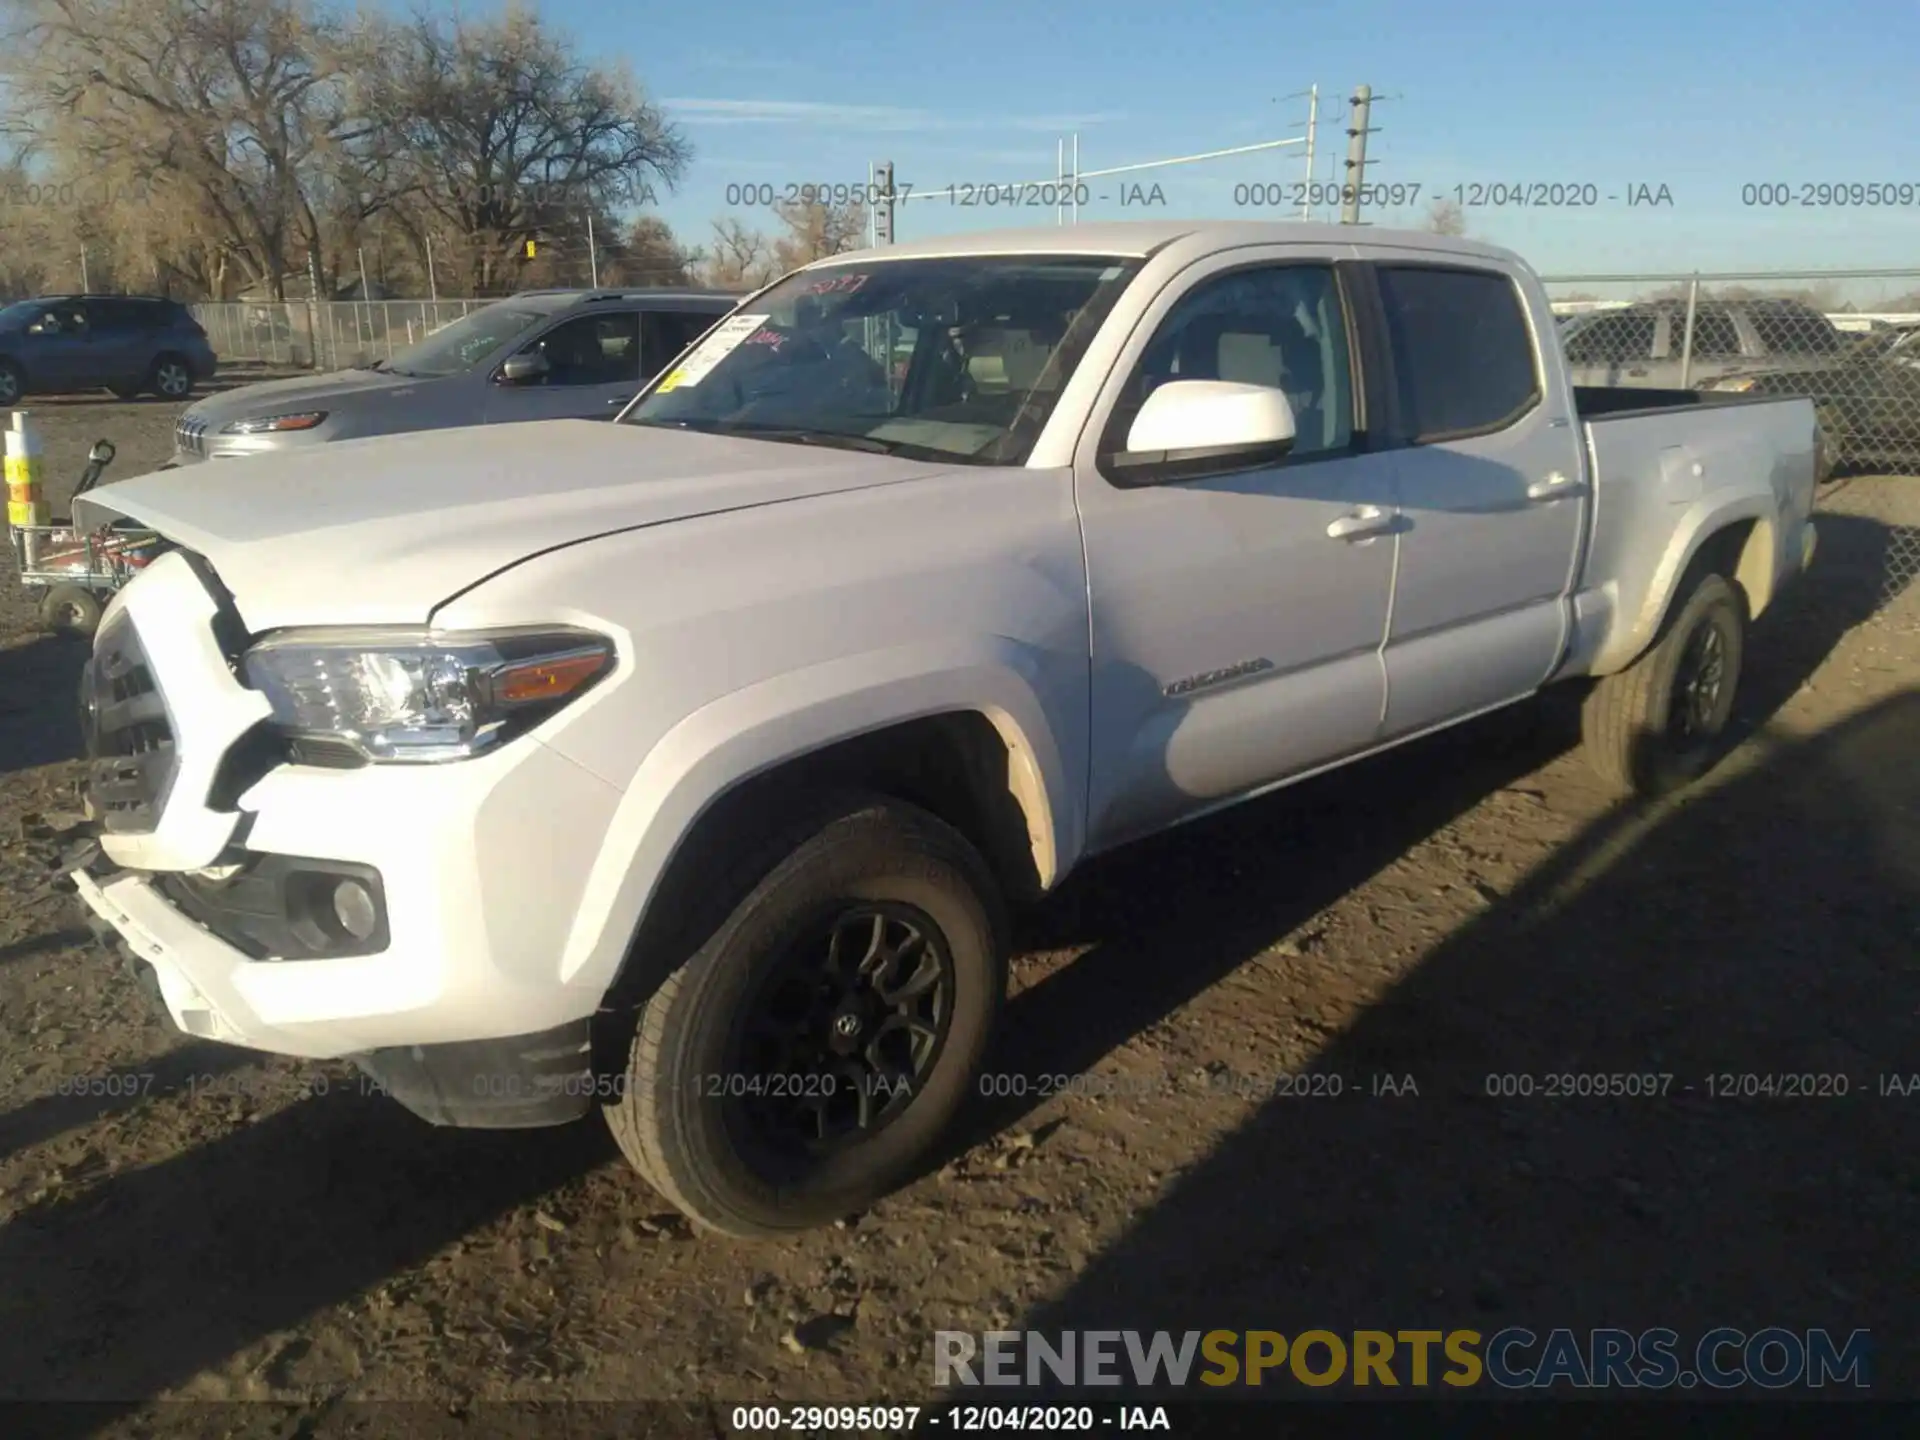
[934,1327,1871,1390]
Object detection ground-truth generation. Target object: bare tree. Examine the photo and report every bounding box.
[358,7,690,294]
[700,218,778,290]
[4,0,365,299]
[770,199,866,271]
[607,215,700,287]
[1422,197,1467,237]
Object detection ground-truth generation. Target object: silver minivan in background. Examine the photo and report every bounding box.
[169,288,739,465]
[1561,298,1846,390]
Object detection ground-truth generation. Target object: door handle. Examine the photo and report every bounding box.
[1526,471,1587,502]
[1325,505,1394,541]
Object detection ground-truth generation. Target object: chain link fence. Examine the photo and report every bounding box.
[1541,269,1920,606]
[189,300,484,371]
[1541,270,1920,481]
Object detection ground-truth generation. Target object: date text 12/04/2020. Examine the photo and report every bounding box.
[1234,181,1675,209]
[720,181,1170,209]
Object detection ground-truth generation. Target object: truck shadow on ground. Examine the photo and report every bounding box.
[1001,684,1920,1400]
[0,514,1908,1419]
[0,634,89,777]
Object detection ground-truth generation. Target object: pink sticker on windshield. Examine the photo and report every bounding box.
[805,273,869,295]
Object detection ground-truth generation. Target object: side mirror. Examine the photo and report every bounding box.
[1111,380,1297,480]
[497,352,550,385]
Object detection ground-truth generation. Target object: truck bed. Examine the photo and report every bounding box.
[1573,385,1797,420]
[1563,388,1819,678]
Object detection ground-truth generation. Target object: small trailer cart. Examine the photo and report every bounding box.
[7,440,159,638]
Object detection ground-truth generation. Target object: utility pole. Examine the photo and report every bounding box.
[873,161,895,246]
[1340,84,1373,224]
[426,237,438,303]
[1301,84,1319,219]
[79,246,89,290]
[587,212,599,288]
[307,250,323,370]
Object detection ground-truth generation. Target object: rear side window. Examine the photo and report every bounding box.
[1375,266,1541,441]
[90,299,148,332]
[1748,308,1839,355]
[642,310,720,379]
[1564,312,1657,365]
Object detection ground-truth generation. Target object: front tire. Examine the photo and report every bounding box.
[149,354,194,400]
[605,795,1007,1237]
[0,359,23,406]
[1582,571,1746,797]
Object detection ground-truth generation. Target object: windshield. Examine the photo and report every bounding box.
[380,303,551,378]
[622,255,1143,464]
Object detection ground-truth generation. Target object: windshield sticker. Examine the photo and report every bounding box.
[743,327,786,351]
[805,272,869,296]
[654,313,768,391]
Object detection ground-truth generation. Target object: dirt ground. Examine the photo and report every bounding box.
[1,392,1916,1433]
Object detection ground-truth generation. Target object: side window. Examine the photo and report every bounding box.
[91,300,147,333]
[28,301,88,336]
[641,310,719,379]
[520,313,641,386]
[1564,312,1656,365]
[1375,266,1540,441]
[1109,263,1354,458]
[1675,311,1742,359]
[1749,309,1839,356]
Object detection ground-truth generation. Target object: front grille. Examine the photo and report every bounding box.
[82,613,180,834]
[174,415,208,454]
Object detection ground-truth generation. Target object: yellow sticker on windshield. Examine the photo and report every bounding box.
[657,313,769,390]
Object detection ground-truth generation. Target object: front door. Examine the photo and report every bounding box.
[20,300,93,390]
[1362,260,1587,736]
[488,310,644,423]
[1074,250,1400,850]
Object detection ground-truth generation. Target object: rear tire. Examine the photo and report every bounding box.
[1582,572,1746,797]
[604,794,1007,1238]
[40,584,104,639]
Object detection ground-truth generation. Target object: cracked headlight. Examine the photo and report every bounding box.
[241,626,614,763]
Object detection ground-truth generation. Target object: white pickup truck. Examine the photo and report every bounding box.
[69,222,1819,1236]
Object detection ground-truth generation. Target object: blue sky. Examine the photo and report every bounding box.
[552,0,1920,292]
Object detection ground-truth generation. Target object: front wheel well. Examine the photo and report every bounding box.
[595,712,1047,1025]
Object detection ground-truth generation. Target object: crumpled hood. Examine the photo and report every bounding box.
[76,420,954,631]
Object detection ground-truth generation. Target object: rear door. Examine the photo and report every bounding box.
[88,299,156,386]
[1363,258,1588,737]
[1657,307,1743,387]
[486,309,644,423]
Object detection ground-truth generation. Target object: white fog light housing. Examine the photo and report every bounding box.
[222,411,327,435]
[241,626,614,763]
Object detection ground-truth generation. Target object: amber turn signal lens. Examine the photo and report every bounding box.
[493,650,609,704]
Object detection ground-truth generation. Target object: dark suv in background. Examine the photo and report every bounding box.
[0,295,217,405]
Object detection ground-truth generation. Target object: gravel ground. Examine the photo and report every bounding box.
[1,394,1917,1431]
